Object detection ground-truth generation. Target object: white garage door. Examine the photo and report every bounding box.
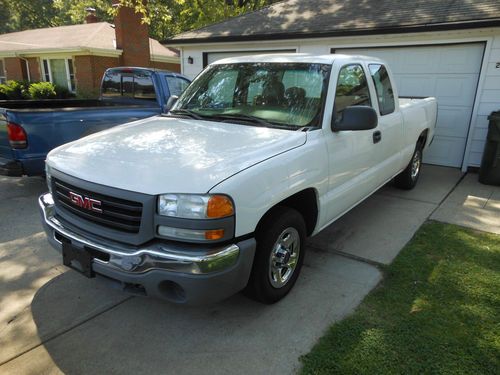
[205,50,296,66]
[336,43,485,167]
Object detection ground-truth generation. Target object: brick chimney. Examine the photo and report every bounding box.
[112,0,151,67]
[85,7,99,23]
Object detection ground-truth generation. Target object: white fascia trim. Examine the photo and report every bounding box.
[0,47,123,58]
[151,54,180,64]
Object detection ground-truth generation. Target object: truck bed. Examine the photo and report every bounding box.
[0,99,155,111]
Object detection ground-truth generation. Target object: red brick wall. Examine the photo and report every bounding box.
[4,57,26,81]
[151,61,181,73]
[114,0,151,67]
[4,57,41,82]
[74,55,120,97]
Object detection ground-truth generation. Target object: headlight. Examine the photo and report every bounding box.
[158,194,234,219]
[45,163,52,193]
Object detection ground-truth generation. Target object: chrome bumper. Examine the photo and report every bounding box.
[39,193,240,275]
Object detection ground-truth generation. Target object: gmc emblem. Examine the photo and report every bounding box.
[69,191,102,213]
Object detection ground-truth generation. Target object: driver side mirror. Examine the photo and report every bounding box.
[165,95,179,112]
[332,106,378,132]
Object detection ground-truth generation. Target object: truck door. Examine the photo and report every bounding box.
[366,63,404,185]
[324,63,382,222]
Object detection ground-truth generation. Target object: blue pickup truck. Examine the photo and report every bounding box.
[0,67,190,176]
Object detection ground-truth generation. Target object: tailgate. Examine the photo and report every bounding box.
[0,109,14,160]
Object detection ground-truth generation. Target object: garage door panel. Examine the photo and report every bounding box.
[344,44,484,75]
[424,137,468,167]
[397,75,435,97]
[434,75,478,106]
[438,44,484,74]
[435,106,472,138]
[400,49,438,74]
[336,43,485,168]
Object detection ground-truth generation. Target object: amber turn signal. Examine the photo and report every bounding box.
[207,195,234,218]
[205,229,225,240]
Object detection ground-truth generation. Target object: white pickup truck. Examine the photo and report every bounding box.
[39,54,437,305]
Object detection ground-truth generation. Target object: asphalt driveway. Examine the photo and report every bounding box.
[0,165,463,374]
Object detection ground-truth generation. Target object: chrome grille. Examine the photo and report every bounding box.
[53,178,143,233]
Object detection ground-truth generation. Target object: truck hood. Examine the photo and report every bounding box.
[47,116,306,195]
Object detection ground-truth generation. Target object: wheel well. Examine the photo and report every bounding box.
[256,188,319,237]
[417,129,429,149]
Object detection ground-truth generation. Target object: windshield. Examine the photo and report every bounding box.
[173,63,331,129]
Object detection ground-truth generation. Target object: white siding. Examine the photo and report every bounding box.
[176,27,500,169]
[468,35,500,167]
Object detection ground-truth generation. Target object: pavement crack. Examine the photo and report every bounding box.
[306,243,385,268]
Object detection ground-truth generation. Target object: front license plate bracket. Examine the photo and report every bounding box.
[62,242,95,278]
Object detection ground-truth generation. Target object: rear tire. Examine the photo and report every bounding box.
[244,207,306,304]
[394,146,423,190]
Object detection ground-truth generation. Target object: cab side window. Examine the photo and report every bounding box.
[334,64,371,119]
[369,64,395,115]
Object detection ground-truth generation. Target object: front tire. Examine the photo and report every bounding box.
[394,146,423,190]
[244,207,306,304]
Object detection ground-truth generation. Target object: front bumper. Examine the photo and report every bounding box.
[39,193,256,304]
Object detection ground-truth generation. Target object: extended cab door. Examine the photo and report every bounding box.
[366,63,404,185]
[323,63,383,223]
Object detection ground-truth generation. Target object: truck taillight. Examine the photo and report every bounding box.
[7,122,27,149]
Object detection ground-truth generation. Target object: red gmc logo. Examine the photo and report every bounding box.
[69,191,102,213]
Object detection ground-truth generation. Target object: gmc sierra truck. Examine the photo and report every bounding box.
[39,54,437,305]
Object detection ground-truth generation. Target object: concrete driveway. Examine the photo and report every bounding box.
[0,166,463,374]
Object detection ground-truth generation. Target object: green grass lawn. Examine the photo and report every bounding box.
[300,222,500,375]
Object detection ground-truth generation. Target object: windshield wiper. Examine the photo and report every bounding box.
[169,109,204,120]
[207,113,295,130]
[208,113,269,127]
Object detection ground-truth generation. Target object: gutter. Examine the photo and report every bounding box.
[163,18,500,45]
[0,47,123,59]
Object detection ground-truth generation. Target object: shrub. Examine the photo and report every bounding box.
[28,82,57,99]
[54,85,75,99]
[0,80,29,99]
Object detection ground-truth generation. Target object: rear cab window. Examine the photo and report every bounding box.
[334,64,371,119]
[102,70,157,101]
[165,76,190,97]
[368,64,395,115]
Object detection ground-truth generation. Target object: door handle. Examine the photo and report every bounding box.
[373,131,382,144]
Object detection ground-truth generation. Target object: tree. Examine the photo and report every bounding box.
[0,0,282,40]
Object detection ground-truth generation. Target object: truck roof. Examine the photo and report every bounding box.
[106,66,177,74]
[211,53,385,65]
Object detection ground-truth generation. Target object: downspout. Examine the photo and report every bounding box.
[15,54,31,82]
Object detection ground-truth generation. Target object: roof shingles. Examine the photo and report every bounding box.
[0,22,179,59]
[170,0,500,43]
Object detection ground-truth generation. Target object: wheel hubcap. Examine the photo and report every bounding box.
[411,151,421,180]
[269,227,300,288]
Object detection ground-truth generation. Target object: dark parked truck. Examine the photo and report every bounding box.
[0,67,190,176]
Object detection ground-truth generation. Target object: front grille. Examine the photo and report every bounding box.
[53,178,143,233]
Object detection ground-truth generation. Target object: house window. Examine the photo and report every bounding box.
[42,58,76,92]
[0,59,6,84]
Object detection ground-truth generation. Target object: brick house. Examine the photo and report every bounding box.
[0,4,180,96]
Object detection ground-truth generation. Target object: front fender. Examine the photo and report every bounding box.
[209,132,329,237]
